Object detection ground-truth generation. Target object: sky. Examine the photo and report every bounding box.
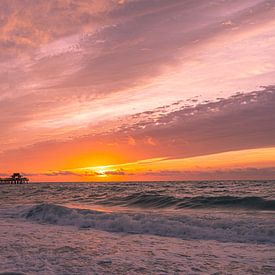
[0,0,275,181]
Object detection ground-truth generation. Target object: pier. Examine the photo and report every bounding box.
[0,173,29,184]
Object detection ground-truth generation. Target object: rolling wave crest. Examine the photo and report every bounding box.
[22,204,275,244]
[99,193,275,210]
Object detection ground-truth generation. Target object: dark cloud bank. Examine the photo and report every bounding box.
[1,85,275,162]
[112,85,275,159]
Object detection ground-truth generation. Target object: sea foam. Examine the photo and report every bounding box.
[22,203,275,244]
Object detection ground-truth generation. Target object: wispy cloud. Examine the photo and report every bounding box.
[0,0,275,180]
[1,86,275,173]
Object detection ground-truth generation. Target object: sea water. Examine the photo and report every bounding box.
[0,181,274,274]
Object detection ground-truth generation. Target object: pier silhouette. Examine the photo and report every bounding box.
[0,173,29,184]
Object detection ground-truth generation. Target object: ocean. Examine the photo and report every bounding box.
[0,181,274,274]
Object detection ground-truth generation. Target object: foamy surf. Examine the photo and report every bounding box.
[20,203,275,244]
[1,215,274,274]
[1,181,275,274]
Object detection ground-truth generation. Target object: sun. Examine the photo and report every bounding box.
[96,169,108,177]
[92,166,111,178]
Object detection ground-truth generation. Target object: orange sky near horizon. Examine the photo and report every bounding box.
[47,147,275,182]
[0,0,275,181]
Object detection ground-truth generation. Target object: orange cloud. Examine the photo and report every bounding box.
[1,0,275,181]
[24,147,275,181]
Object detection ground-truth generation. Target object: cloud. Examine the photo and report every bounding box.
[113,85,275,158]
[1,85,275,173]
[22,166,275,181]
[102,170,126,176]
[141,167,275,180]
[0,0,275,177]
[24,168,130,178]
[0,0,117,61]
[1,0,274,141]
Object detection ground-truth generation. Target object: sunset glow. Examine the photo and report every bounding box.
[0,0,275,181]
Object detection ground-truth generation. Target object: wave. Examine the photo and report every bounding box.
[21,204,275,244]
[98,193,275,210]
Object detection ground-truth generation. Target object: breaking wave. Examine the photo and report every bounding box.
[22,204,275,244]
[98,193,275,210]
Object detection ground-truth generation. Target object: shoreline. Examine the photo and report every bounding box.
[0,215,274,274]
